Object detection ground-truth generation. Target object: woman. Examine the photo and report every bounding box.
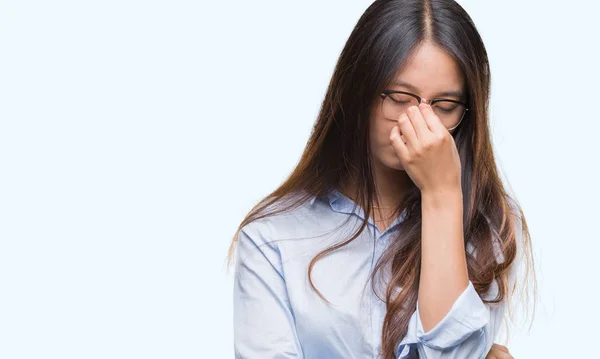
[227,0,535,358]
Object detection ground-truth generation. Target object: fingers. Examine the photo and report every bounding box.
[486,352,514,359]
[418,103,447,135]
[390,125,409,160]
[492,344,510,354]
[406,105,431,139]
[485,344,514,359]
[396,112,418,148]
[391,104,448,157]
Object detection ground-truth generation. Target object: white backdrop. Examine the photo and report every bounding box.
[1,1,599,358]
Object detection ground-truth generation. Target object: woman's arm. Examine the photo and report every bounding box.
[389,104,522,358]
[418,189,469,332]
[395,196,523,358]
[233,227,304,359]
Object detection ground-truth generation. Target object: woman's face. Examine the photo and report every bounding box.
[369,41,467,171]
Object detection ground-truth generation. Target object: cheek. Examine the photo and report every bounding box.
[370,117,395,143]
[373,122,399,157]
[368,112,405,170]
[370,119,404,164]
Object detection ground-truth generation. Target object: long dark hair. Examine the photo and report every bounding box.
[226,1,536,358]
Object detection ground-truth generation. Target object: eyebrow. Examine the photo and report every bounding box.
[391,80,465,99]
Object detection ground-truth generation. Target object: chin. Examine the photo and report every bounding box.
[390,163,406,171]
[380,155,406,171]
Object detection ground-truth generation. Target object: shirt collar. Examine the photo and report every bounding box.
[307,186,372,217]
[308,187,344,210]
[309,186,408,234]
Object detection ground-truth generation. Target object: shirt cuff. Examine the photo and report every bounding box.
[415,280,490,349]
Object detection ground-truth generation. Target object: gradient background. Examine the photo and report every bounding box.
[1,1,598,358]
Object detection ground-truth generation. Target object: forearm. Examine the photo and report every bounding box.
[418,188,469,332]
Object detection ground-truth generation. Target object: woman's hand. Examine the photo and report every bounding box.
[389,103,462,194]
[485,343,515,359]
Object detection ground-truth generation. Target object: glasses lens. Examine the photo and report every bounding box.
[382,93,419,120]
[382,94,467,130]
[432,100,466,129]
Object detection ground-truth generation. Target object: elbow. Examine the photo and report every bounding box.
[416,281,490,349]
[416,328,489,359]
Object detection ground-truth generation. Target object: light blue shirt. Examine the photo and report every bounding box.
[233,187,516,358]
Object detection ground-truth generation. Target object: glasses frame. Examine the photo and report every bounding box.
[380,90,470,131]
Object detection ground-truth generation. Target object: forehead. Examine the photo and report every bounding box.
[391,42,465,97]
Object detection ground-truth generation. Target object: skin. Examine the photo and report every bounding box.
[343,41,514,357]
[486,344,515,359]
[359,41,467,229]
[386,41,469,336]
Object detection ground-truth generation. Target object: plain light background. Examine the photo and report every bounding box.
[1,0,599,358]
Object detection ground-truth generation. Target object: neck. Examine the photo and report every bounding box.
[371,158,410,208]
[340,157,411,208]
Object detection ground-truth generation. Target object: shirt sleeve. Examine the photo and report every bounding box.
[233,226,304,359]
[396,204,524,359]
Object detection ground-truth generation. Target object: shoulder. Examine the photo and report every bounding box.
[236,190,329,266]
[240,190,323,242]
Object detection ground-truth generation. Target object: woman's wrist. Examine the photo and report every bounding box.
[421,186,463,211]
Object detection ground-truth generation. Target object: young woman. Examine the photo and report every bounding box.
[227,1,535,358]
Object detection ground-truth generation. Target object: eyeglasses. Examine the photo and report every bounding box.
[379,90,469,131]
